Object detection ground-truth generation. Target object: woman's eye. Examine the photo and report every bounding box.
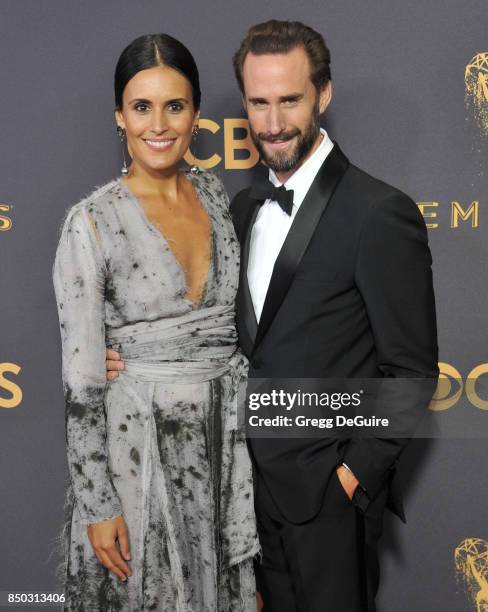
[168,103,183,112]
[134,103,150,112]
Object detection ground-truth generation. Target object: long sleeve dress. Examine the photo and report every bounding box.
[52,169,260,611]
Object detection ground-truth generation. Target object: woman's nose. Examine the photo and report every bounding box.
[150,111,168,134]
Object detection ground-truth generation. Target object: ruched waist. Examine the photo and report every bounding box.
[106,304,242,383]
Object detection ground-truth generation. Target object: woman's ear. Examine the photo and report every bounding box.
[114,108,125,130]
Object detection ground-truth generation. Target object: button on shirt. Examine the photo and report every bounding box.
[247,128,334,322]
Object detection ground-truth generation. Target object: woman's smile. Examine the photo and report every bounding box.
[143,137,177,152]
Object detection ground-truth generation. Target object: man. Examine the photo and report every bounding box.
[107,20,438,611]
[230,20,438,612]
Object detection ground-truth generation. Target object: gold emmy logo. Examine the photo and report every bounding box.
[430,362,488,411]
[0,363,22,409]
[0,203,13,231]
[455,538,488,611]
[465,53,488,135]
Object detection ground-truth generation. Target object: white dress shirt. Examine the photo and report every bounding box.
[247,128,334,322]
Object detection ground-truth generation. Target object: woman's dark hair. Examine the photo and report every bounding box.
[233,20,331,95]
[114,34,201,110]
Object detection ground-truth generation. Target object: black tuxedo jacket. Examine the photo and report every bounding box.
[230,143,439,525]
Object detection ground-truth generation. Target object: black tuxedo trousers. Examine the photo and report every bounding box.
[230,144,439,611]
[253,467,387,612]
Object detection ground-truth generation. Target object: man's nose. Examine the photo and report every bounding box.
[267,105,286,135]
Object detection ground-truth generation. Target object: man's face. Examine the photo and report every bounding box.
[241,46,331,175]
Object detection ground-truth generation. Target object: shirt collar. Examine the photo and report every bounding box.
[268,127,334,211]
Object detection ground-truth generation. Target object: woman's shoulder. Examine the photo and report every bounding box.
[59,178,124,226]
[55,178,125,247]
[71,178,123,215]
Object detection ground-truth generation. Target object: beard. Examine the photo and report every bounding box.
[249,98,322,174]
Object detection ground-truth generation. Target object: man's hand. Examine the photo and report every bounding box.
[336,464,359,500]
[106,349,124,381]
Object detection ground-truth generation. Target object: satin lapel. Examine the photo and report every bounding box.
[237,199,260,354]
[252,143,350,354]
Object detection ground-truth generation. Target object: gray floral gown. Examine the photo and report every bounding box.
[52,169,260,611]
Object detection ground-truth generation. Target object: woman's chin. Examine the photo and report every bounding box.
[134,158,182,174]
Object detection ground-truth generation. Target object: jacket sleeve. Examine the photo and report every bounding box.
[342,192,439,503]
[52,205,123,525]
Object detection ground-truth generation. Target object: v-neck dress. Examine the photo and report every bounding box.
[52,169,260,611]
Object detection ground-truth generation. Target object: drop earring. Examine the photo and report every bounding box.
[116,126,129,176]
[190,124,200,174]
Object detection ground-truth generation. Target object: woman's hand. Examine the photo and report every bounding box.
[256,591,264,611]
[87,515,132,581]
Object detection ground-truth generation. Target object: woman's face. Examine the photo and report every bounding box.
[115,64,199,174]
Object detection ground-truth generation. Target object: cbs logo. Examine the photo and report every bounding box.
[0,363,22,409]
[183,118,259,170]
[430,362,488,411]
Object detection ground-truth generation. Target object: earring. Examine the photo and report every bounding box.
[190,124,200,174]
[116,126,129,176]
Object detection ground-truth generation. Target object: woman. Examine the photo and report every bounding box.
[53,33,260,611]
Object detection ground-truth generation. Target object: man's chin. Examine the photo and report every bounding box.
[261,145,299,173]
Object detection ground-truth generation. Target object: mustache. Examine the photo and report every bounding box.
[256,129,301,143]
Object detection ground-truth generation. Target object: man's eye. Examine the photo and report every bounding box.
[282,99,298,106]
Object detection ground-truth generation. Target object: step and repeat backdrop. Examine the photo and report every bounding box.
[1,1,486,610]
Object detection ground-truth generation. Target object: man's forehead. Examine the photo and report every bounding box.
[242,47,312,94]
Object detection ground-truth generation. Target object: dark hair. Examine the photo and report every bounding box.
[233,20,331,94]
[114,33,201,110]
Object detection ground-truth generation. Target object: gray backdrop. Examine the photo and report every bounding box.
[0,1,487,610]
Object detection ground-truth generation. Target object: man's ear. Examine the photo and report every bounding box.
[319,81,332,114]
[241,93,247,113]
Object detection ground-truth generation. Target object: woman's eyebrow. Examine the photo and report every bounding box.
[127,97,190,105]
[165,97,190,104]
[127,97,152,104]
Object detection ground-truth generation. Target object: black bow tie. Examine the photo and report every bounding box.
[249,179,295,216]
